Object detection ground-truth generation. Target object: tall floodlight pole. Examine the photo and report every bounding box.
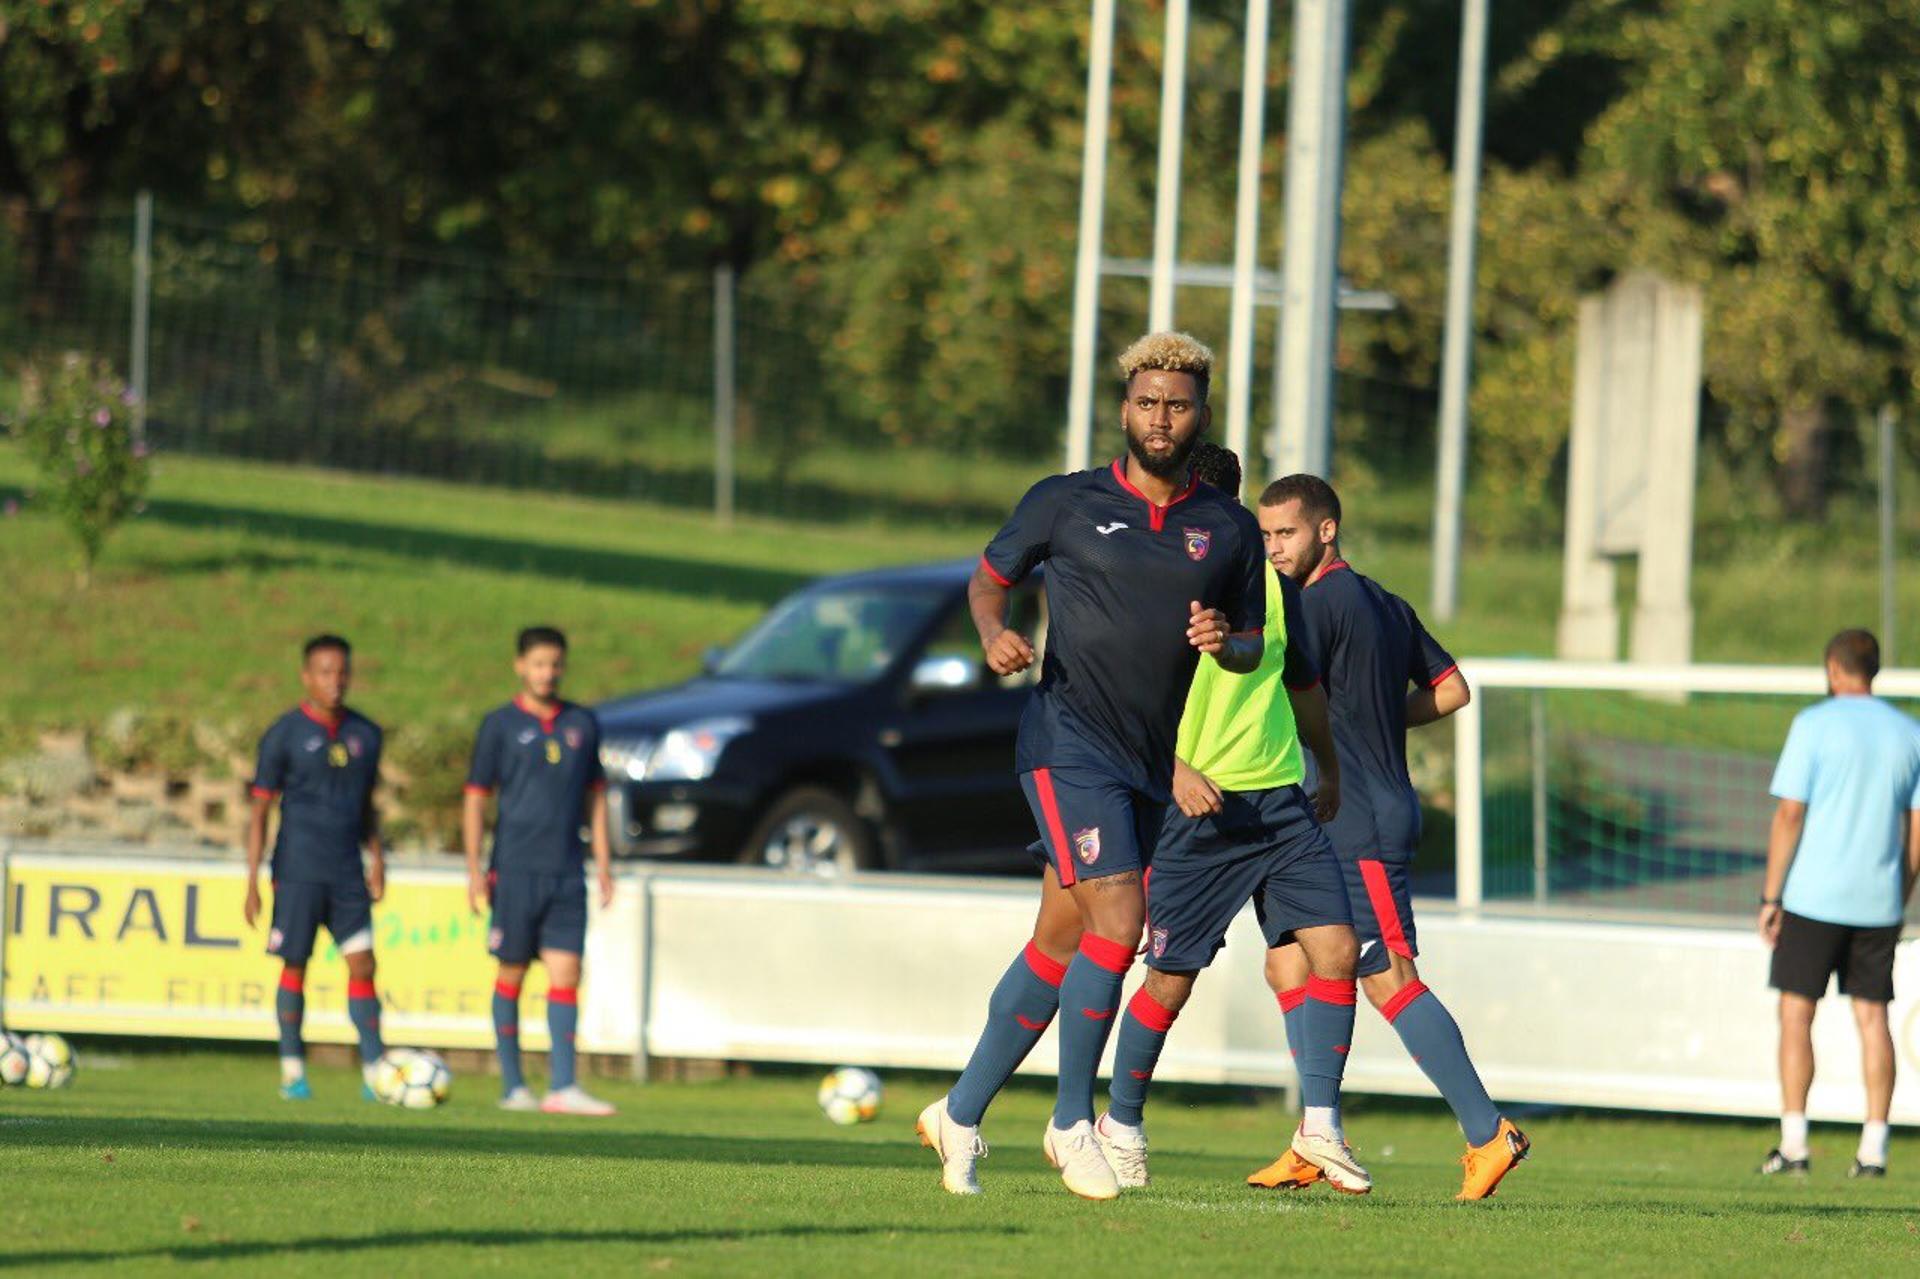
[1225,0,1273,468]
[1881,403,1899,666]
[1148,0,1192,332]
[1066,0,1118,473]
[1430,0,1490,622]
[1271,0,1350,479]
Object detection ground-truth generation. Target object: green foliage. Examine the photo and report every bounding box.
[5,352,149,581]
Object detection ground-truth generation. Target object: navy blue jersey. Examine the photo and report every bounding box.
[466,697,605,874]
[983,459,1268,798]
[252,704,382,884]
[1301,562,1457,857]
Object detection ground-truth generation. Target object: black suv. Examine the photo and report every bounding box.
[595,560,1046,875]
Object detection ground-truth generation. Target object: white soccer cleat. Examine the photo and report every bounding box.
[540,1085,616,1116]
[917,1097,987,1195]
[1290,1127,1372,1195]
[1094,1112,1150,1188]
[1045,1119,1121,1200]
[497,1086,540,1112]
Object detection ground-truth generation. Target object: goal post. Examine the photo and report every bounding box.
[1451,659,1920,920]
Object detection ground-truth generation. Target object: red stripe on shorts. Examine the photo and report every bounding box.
[1358,859,1413,958]
[1032,768,1076,888]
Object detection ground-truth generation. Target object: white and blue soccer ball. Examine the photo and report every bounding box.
[0,1033,30,1087]
[22,1032,75,1089]
[372,1048,452,1110]
[817,1066,883,1126]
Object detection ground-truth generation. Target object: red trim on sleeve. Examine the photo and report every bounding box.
[1077,933,1137,975]
[463,783,494,796]
[1275,985,1307,1014]
[251,785,278,800]
[978,553,1015,589]
[1358,860,1414,958]
[548,985,579,1006]
[1379,979,1430,1024]
[278,968,306,993]
[1304,974,1357,1006]
[1022,940,1068,989]
[346,979,378,1001]
[1031,768,1077,889]
[588,779,608,793]
[1127,986,1178,1033]
[1426,663,1460,689]
[494,981,522,1000]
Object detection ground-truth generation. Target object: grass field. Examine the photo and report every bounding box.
[4,1050,1917,1276]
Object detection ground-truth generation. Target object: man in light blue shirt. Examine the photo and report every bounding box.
[1758,629,1920,1179]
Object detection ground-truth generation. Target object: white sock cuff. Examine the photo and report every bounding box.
[1859,1120,1891,1165]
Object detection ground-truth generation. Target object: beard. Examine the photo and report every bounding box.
[1125,426,1200,479]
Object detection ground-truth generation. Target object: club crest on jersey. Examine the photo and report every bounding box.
[545,738,563,765]
[1072,826,1101,865]
[346,735,364,758]
[1183,527,1211,561]
[327,742,350,768]
[1150,927,1168,959]
[564,727,583,750]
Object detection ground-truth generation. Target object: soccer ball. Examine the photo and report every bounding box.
[817,1066,883,1125]
[23,1033,75,1089]
[372,1048,452,1110]
[0,1033,29,1086]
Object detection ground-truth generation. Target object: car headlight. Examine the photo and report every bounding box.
[646,717,752,782]
[599,738,656,782]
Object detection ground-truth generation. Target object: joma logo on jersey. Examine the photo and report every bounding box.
[1072,826,1101,865]
[1183,527,1211,561]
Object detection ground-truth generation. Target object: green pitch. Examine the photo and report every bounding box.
[3,1051,1917,1276]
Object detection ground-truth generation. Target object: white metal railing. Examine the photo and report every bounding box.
[1450,658,1920,912]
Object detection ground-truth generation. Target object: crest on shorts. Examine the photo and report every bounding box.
[1072,826,1101,865]
[488,927,504,953]
[564,727,583,750]
[1183,527,1211,561]
[268,927,284,952]
[1151,927,1169,959]
[327,742,349,768]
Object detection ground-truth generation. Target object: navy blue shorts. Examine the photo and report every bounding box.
[1145,785,1351,972]
[1319,778,1421,863]
[1341,856,1418,978]
[488,870,588,963]
[268,879,373,966]
[1020,766,1162,886]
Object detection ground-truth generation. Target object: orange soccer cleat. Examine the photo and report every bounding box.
[1246,1147,1326,1191]
[1456,1118,1530,1200]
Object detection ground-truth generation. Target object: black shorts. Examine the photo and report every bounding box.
[1769,910,1900,1003]
[267,879,373,966]
[488,870,589,964]
[1146,785,1350,972]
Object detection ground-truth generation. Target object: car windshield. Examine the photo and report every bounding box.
[714,582,952,683]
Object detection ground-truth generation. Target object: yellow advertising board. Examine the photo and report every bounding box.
[2,854,567,1050]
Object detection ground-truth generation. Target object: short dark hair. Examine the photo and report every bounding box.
[517,626,568,655]
[303,634,350,662]
[1259,473,1341,528]
[1189,441,1242,498]
[1825,629,1879,681]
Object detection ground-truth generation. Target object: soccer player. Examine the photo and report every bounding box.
[1255,475,1530,1200]
[1093,442,1371,1194]
[918,333,1268,1199]
[1757,629,1920,1178]
[243,635,388,1101]
[463,626,618,1116]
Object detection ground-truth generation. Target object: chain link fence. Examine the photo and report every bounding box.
[2,199,1438,528]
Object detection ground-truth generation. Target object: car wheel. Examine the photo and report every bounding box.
[740,787,876,878]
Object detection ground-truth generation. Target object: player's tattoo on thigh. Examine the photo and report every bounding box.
[1093,871,1141,892]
